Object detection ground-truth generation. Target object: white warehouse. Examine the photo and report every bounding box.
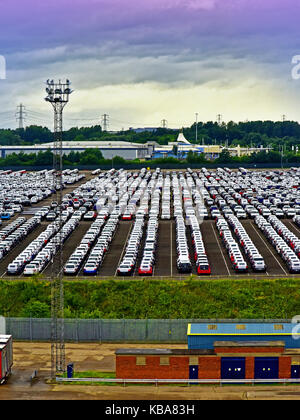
[0,141,152,160]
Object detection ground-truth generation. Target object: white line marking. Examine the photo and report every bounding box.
[248,221,288,276]
[115,222,132,277]
[211,222,231,276]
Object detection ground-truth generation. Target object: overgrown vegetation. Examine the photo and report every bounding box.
[1,278,299,319]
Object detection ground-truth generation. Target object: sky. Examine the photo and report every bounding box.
[1,0,300,130]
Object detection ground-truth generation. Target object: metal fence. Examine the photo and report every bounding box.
[56,377,300,385]
[4,318,291,343]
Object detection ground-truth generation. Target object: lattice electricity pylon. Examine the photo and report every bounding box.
[45,79,73,378]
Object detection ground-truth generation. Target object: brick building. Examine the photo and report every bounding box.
[115,323,300,381]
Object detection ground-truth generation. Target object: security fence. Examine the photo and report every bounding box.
[4,318,291,343]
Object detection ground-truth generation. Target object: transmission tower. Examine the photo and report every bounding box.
[45,79,73,379]
[101,114,109,131]
[217,114,222,126]
[16,103,26,129]
[161,119,168,129]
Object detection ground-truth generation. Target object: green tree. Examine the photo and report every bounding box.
[217,149,233,163]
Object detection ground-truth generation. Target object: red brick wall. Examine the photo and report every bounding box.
[116,355,292,380]
[279,356,291,379]
[245,357,255,379]
[197,357,221,379]
[116,356,189,379]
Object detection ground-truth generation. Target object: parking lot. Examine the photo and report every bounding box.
[0,167,300,279]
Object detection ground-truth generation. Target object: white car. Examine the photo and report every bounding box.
[23,264,40,276]
[64,264,79,275]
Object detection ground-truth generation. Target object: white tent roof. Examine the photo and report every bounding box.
[177,132,190,144]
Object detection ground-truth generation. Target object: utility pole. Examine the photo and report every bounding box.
[282,114,286,122]
[16,103,26,129]
[280,145,284,169]
[101,114,109,132]
[161,119,168,129]
[45,78,73,379]
[195,113,198,143]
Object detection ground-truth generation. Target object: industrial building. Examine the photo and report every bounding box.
[0,132,271,161]
[116,323,300,381]
[0,141,152,161]
[151,133,272,160]
[187,322,300,349]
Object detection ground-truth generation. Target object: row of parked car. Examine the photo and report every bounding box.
[117,216,145,276]
[7,218,59,276]
[82,216,119,275]
[198,167,300,220]
[189,215,211,275]
[138,215,159,276]
[0,217,27,241]
[23,215,82,276]
[64,216,107,276]
[255,215,300,273]
[216,217,248,272]
[227,215,266,272]
[175,215,192,274]
[3,217,41,271]
[0,169,84,213]
[161,176,171,220]
[268,215,300,258]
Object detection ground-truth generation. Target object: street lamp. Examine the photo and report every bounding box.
[45,79,73,177]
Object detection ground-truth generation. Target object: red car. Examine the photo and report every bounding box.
[197,264,211,275]
[138,265,153,276]
[122,213,133,221]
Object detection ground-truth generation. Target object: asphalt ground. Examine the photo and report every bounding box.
[3,218,300,279]
[99,221,132,277]
[1,170,300,279]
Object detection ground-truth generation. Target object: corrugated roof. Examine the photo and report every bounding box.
[188,323,300,336]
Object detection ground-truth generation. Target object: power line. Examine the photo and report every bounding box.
[161,119,168,129]
[101,113,109,131]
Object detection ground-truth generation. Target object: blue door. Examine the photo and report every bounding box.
[291,365,300,379]
[254,357,279,379]
[189,365,198,380]
[221,357,245,379]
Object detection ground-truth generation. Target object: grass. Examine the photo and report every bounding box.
[1,277,300,319]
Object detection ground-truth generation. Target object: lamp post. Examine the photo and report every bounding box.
[45,79,73,378]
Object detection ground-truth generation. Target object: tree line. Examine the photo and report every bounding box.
[0,120,300,151]
[0,147,299,168]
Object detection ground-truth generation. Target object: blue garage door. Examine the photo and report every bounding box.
[189,365,198,380]
[221,357,245,379]
[291,365,300,379]
[254,357,279,379]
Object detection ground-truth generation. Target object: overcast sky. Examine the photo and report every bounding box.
[1,0,300,130]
